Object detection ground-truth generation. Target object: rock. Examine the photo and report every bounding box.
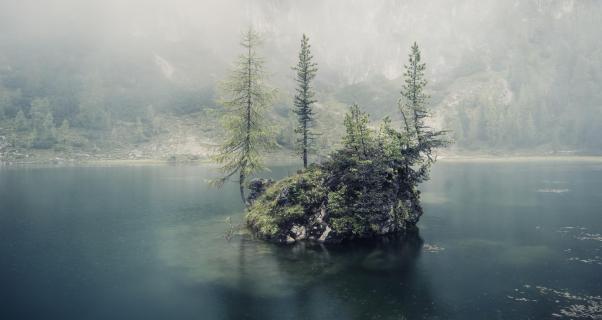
[286,235,295,244]
[316,205,326,223]
[290,225,306,240]
[318,225,332,242]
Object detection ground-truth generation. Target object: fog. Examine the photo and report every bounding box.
[1,0,601,156]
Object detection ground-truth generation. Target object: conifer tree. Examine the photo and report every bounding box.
[30,98,57,149]
[15,110,29,131]
[212,28,275,206]
[400,42,428,144]
[398,42,448,179]
[343,104,372,158]
[292,34,318,168]
[57,119,70,145]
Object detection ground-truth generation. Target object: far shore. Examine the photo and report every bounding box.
[2,154,602,167]
[437,155,602,163]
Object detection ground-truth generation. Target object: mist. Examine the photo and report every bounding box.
[1,0,601,160]
[2,2,602,319]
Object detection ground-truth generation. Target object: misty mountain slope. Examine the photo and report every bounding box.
[0,0,601,160]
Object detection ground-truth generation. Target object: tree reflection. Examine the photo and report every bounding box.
[213,230,444,319]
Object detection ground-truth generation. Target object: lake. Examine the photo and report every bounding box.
[1,160,601,319]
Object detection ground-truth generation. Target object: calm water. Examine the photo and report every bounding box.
[1,161,601,320]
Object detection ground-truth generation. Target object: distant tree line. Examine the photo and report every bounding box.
[1,3,600,155]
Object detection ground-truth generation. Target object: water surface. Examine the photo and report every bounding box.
[1,161,600,319]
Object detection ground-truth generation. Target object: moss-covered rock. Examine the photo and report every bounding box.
[246,103,446,244]
[246,165,329,242]
[246,160,421,244]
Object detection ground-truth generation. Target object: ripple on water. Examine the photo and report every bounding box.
[575,233,602,242]
[422,244,445,253]
[558,227,602,267]
[537,188,570,193]
[508,285,602,319]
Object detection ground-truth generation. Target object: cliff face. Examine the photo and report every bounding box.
[246,160,422,244]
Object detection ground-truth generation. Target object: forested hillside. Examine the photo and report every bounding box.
[1,0,600,162]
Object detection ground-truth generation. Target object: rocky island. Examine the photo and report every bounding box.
[211,35,449,243]
[246,103,448,244]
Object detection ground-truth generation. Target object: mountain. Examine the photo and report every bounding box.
[0,0,601,161]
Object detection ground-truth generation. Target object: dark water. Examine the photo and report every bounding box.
[1,161,601,320]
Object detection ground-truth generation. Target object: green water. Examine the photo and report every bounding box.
[1,161,601,319]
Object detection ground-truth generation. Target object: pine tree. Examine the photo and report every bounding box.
[76,73,111,132]
[399,42,428,143]
[15,110,29,131]
[57,119,70,145]
[30,98,57,149]
[212,28,275,206]
[398,42,448,177]
[292,34,318,168]
[343,104,372,158]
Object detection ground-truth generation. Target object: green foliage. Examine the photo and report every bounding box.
[212,28,276,204]
[324,109,410,237]
[247,105,420,241]
[247,45,450,243]
[77,98,111,131]
[342,104,373,158]
[246,166,327,239]
[400,42,428,141]
[52,119,76,152]
[76,75,111,131]
[0,88,11,119]
[14,110,29,131]
[293,34,318,168]
[0,84,23,120]
[30,98,57,149]
[398,43,449,183]
[1,1,601,154]
[57,119,70,142]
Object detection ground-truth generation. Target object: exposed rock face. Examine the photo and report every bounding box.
[246,164,422,244]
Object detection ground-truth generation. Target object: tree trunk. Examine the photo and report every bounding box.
[240,172,247,207]
[303,122,308,168]
[303,148,307,168]
[240,36,251,208]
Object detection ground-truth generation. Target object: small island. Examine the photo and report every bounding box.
[246,103,447,243]
[212,32,448,243]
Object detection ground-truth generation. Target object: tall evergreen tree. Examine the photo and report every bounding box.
[398,42,448,176]
[399,42,427,143]
[292,34,318,168]
[212,29,275,206]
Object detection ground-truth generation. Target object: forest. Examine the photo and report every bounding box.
[0,0,601,163]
